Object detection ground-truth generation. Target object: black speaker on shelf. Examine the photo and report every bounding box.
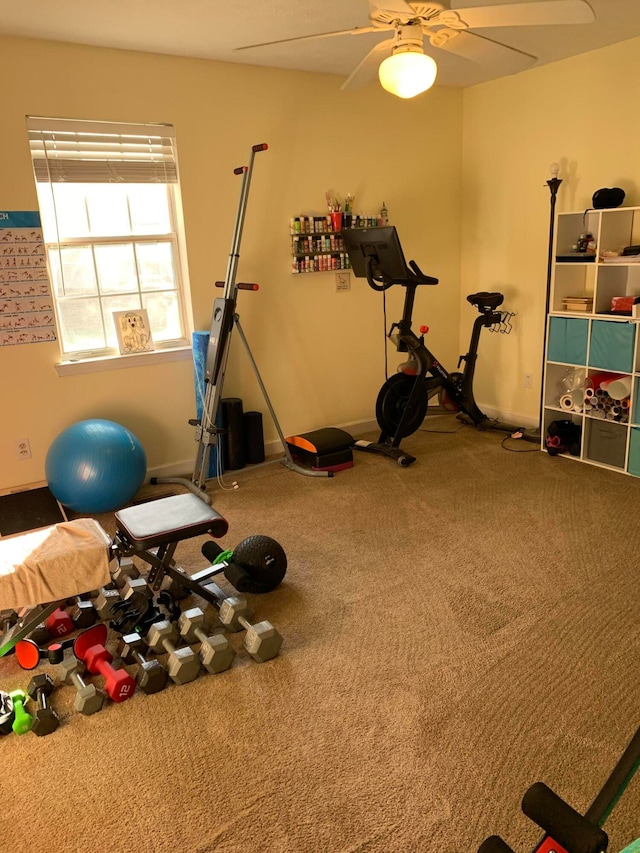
[244,411,265,465]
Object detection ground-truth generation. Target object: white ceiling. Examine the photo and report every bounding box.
[1,0,639,89]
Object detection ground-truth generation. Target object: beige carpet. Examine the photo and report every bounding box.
[1,418,639,852]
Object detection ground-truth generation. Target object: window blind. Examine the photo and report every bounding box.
[27,117,177,183]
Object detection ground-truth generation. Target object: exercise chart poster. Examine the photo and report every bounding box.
[0,210,56,346]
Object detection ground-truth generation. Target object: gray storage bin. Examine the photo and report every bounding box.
[586,420,627,469]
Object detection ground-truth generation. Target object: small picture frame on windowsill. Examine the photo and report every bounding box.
[113,309,154,355]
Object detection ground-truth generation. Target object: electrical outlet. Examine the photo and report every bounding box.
[335,272,351,292]
[15,438,31,459]
[524,373,533,389]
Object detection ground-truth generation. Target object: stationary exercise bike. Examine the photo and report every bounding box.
[343,225,522,467]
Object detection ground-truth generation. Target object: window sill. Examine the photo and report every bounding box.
[55,346,192,377]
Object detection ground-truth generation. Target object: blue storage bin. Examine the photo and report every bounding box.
[547,317,588,364]
[588,320,635,373]
[633,378,640,425]
[628,428,640,477]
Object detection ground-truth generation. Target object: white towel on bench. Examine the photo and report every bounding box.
[0,518,111,609]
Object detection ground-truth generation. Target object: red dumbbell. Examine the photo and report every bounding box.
[45,607,74,638]
[73,624,135,703]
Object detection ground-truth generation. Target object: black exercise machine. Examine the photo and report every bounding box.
[154,143,329,503]
[342,225,532,467]
[111,493,287,603]
[477,724,640,853]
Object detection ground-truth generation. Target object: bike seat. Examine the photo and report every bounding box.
[467,292,504,311]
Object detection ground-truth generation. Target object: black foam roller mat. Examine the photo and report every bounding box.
[521,783,608,853]
[221,398,246,470]
[244,411,265,464]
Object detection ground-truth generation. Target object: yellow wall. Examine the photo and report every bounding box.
[0,35,462,492]
[8,32,636,494]
[461,37,640,423]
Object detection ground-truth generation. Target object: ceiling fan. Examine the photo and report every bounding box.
[235,0,595,98]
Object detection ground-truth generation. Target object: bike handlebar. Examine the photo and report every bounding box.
[365,256,438,292]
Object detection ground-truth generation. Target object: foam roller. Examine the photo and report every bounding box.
[521,783,608,853]
[221,397,246,470]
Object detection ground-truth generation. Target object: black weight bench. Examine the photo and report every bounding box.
[113,493,233,607]
[113,492,286,610]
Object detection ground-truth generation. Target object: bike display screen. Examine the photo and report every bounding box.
[342,226,409,280]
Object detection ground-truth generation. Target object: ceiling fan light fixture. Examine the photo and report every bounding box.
[378,48,437,99]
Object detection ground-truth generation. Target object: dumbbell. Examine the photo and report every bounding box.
[27,622,51,646]
[1,609,18,636]
[94,588,122,622]
[178,608,235,674]
[110,560,140,589]
[45,600,98,637]
[73,624,136,702]
[118,633,168,694]
[15,636,75,670]
[27,673,59,736]
[0,691,14,735]
[9,689,33,734]
[68,599,98,629]
[58,656,105,715]
[205,583,283,662]
[145,621,201,684]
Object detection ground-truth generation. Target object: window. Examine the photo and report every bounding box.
[27,117,191,362]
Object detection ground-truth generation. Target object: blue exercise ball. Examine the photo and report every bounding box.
[46,419,147,513]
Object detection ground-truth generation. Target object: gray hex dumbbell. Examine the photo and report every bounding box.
[58,656,106,715]
[118,632,168,694]
[27,673,59,737]
[94,588,122,622]
[216,594,283,663]
[110,559,140,589]
[145,620,201,685]
[178,608,235,674]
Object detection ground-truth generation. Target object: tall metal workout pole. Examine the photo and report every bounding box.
[154,143,329,504]
[538,162,563,437]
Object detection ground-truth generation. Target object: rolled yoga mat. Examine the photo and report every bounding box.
[192,331,220,477]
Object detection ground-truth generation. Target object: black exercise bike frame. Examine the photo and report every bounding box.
[364,254,505,463]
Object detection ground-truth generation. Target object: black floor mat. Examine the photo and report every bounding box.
[0,487,66,536]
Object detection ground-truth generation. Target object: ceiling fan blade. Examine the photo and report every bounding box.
[340,38,395,91]
[431,29,536,70]
[449,0,595,29]
[235,25,380,52]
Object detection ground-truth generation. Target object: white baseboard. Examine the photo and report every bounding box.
[146,460,193,482]
[145,410,538,484]
[146,418,379,483]
[477,405,539,430]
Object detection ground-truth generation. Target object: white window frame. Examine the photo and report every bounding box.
[27,117,193,373]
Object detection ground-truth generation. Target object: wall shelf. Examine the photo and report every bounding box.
[290,213,380,275]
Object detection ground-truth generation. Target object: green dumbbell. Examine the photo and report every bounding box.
[9,690,34,734]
